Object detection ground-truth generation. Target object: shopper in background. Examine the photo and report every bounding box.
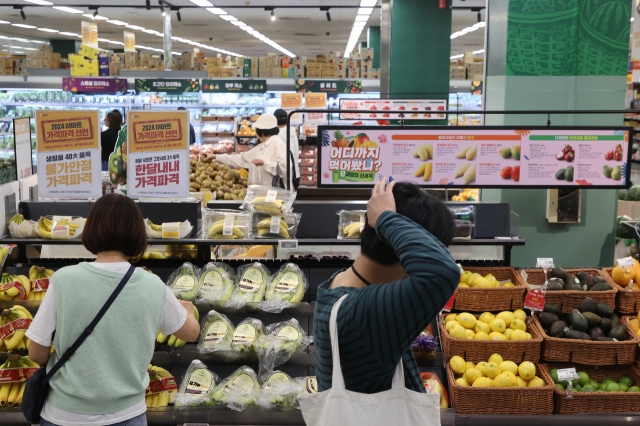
[178,107,196,145]
[101,111,122,172]
[206,113,288,187]
[274,109,300,190]
[27,193,200,426]
[110,109,124,124]
[313,180,458,393]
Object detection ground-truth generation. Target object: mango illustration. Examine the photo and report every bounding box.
[423,162,433,181]
[466,145,477,161]
[511,145,521,160]
[500,147,512,159]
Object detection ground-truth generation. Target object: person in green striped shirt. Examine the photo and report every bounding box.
[314,180,459,393]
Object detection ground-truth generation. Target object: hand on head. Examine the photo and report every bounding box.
[367,177,396,228]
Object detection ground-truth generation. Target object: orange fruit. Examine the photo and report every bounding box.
[613,264,640,285]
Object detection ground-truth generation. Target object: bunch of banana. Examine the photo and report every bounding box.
[0,355,37,408]
[0,306,32,351]
[27,266,53,301]
[0,246,9,264]
[343,222,362,238]
[166,245,197,260]
[8,214,38,239]
[208,219,244,239]
[251,197,285,215]
[256,217,290,238]
[156,309,199,348]
[145,365,177,408]
[37,217,81,239]
[0,273,30,301]
[8,214,23,227]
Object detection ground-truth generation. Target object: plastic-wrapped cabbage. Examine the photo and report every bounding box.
[167,262,200,301]
[197,310,234,353]
[256,319,312,379]
[227,262,270,307]
[197,262,236,302]
[211,365,261,411]
[173,360,218,407]
[264,263,307,303]
[231,318,265,354]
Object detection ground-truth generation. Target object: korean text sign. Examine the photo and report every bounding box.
[13,117,31,181]
[127,110,189,198]
[36,110,102,198]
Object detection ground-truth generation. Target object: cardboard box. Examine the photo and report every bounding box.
[348,69,360,78]
[315,54,326,63]
[361,48,374,60]
[267,53,279,68]
[361,59,373,71]
[109,62,122,76]
[79,44,101,60]
[124,52,137,67]
[294,69,305,78]
[322,70,337,78]
[207,57,222,67]
[306,70,322,78]
[221,67,235,77]
[362,71,371,79]
[373,69,381,79]
[450,66,466,80]
[207,68,221,77]
[269,67,282,78]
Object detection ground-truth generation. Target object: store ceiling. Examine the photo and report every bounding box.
[0,0,485,59]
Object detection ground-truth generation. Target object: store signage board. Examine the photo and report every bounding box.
[296,80,362,94]
[62,77,128,94]
[632,1,640,62]
[124,30,135,53]
[135,79,200,94]
[305,93,328,125]
[127,110,190,198]
[536,258,554,269]
[13,117,32,182]
[35,110,102,198]
[81,20,98,48]
[201,79,267,93]
[339,99,448,121]
[317,126,633,189]
[282,94,303,126]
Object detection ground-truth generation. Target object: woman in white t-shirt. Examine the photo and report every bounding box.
[274,109,300,190]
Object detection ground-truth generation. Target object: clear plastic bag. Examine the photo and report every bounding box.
[197,262,236,302]
[202,209,251,240]
[250,212,301,239]
[337,210,366,239]
[256,318,313,380]
[291,376,318,409]
[145,219,193,239]
[197,310,235,353]
[36,216,86,240]
[231,317,265,354]
[211,365,261,411]
[226,262,271,308]
[166,262,201,301]
[255,371,298,409]
[173,360,219,407]
[258,263,308,313]
[7,214,38,239]
[241,185,296,214]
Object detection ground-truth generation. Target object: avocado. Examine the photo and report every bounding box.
[595,303,613,318]
[576,272,590,282]
[608,324,627,341]
[549,320,567,338]
[597,336,616,341]
[582,312,602,327]
[544,303,563,318]
[588,326,604,340]
[569,309,589,332]
[610,313,620,328]
[590,282,612,291]
[603,165,613,178]
[551,267,568,281]
[547,277,565,287]
[565,329,591,340]
[600,317,612,334]
[581,275,597,290]
[578,297,596,313]
[539,312,560,329]
[566,274,581,286]
[555,169,566,180]
[565,282,583,291]
[612,165,622,180]
[592,276,605,284]
[546,282,564,291]
[565,165,574,182]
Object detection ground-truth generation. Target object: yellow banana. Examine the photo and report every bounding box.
[145,395,153,408]
[167,335,177,347]
[15,382,24,407]
[151,393,159,408]
[423,162,433,182]
[26,292,35,301]
[5,309,28,350]
[12,306,32,320]
[20,356,38,368]
[158,391,169,407]
[251,197,283,207]
[258,227,290,238]
[156,332,167,344]
[6,381,20,407]
[174,338,186,348]
[208,234,239,239]
[207,222,244,238]
[0,383,11,407]
[348,225,361,238]
[151,366,173,379]
[37,220,52,239]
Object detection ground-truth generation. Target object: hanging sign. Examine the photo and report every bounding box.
[202,79,267,93]
[632,0,640,62]
[282,94,303,126]
[135,79,200,93]
[13,117,32,182]
[124,31,136,53]
[62,77,128,94]
[35,110,102,198]
[295,80,362,94]
[304,93,327,125]
[339,98,447,121]
[127,110,190,198]
[81,20,98,48]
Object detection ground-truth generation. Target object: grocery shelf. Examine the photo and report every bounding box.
[169,344,312,366]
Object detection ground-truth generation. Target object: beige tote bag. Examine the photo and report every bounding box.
[298,294,441,426]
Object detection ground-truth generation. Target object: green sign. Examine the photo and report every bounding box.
[135,79,200,93]
[295,80,362,94]
[201,79,267,93]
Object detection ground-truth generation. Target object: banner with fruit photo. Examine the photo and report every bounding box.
[318,126,631,188]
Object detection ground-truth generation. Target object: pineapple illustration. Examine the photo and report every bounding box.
[332,130,349,148]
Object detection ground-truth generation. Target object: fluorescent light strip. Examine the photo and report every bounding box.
[206,8,226,15]
[0,21,10,24]
[212,11,294,56]
[358,8,373,15]
[82,14,108,20]
[126,25,145,31]
[107,20,128,26]
[451,22,485,39]
[360,0,377,6]
[220,15,237,21]
[23,0,53,4]
[37,28,59,32]
[52,6,84,14]
[59,32,79,36]
[473,49,484,54]
[12,24,36,28]
[450,54,463,60]
[190,0,213,6]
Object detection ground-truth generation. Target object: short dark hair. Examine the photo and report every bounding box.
[110,109,123,123]
[360,182,455,266]
[82,193,147,259]
[274,109,288,126]
[256,127,280,138]
[106,111,122,132]
[177,107,187,111]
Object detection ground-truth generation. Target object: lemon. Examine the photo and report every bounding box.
[510,319,527,331]
[456,313,477,330]
[502,281,515,287]
[510,329,528,341]
[458,283,469,288]
[485,362,501,379]
[484,273,495,280]
[528,376,545,387]
[475,321,491,334]
[518,361,536,380]
[465,361,476,371]
[445,313,457,323]
[465,329,475,339]
[467,273,480,285]
[476,362,488,376]
[513,309,527,321]
[493,373,513,388]
[488,353,504,364]
[487,278,500,288]
[489,331,507,341]
[499,361,518,375]
[473,277,491,288]
[525,332,532,340]
[449,324,467,339]
[472,377,492,387]
[478,312,495,324]
[517,377,528,387]
[450,356,467,374]
[464,368,482,385]
[474,331,490,340]
[490,318,506,333]
[504,329,514,340]
[455,378,469,387]
[446,321,459,332]
[502,371,518,386]
[496,311,515,327]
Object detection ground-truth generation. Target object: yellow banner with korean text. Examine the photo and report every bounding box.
[128,110,189,154]
[36,110,100,152]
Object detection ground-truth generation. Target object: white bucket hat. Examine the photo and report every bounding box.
[253,113,278,130]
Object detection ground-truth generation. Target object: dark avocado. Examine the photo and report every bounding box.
[546,282,564,291]
[595,303,613,318]
[590,282,612,291]
[588,327,604,340]
[569,309,588,332]
[543,303,563,318]
[547,277,565,287]
[565,282,583,291]
[608,324,627,341]
[610,313,620,328]
[582,312,602,327]
[566,274,581,286]
[581,275,596,290]
[551,267,567,281]
[578,297,596,313]
[596,336,616,342]
[539,312,560,329]
[600,317,612,334]
[549,320,567,338]
[565,329,591,340]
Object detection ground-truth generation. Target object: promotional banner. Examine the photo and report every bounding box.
[318,126,632,189]
[35,110,102,198]
[81,20,98,48]
[339,99,448,120]
[304,93,327,125]
[202,79,267,93]
[13,117,32,181]
[124,30,135,53]
[62,77,128,94]
[295,80,362,94]
[135,79,200,93]
[127,110,189,198]
[281,94,303,126]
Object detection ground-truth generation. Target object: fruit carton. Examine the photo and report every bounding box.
[602,267,640,314]
[454,267,527,312]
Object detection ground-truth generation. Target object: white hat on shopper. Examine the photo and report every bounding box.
[253,113,278,129]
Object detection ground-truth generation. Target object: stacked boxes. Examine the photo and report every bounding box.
[450,65,466,80]
[124,52,137,69]
[250,57,258,78]
[109,55,122,76]
[180,52,193,70]
[466,60,484,80]
[206,56,222,77]
[26,46,61,70]
[1,57,15,75]
[15,59,28,76]
[281,57,289,78]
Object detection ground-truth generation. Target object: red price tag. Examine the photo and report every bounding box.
[146,377,178,395]
[524,288,545,312]
[32,278,49,291]
[0,318,32,341]
[442,292,456,312]
[0,281,27,300]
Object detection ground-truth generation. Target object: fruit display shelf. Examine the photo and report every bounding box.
[453,267,527,312]
[602,267,640,314]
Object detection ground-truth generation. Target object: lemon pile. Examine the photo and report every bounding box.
[450,354,544,388]
[459,270,514,288]
[445,310,533,341]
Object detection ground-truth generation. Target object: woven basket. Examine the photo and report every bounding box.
[439,313,542,363]
[446,362,554,415]
[523,268,617,313]
[622,316,640,361]
[454,267,526,312]
[539,363,640,414]
[602,267,640,314]
[532,316,639,366]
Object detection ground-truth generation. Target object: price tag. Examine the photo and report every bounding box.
[442,292,456,312]
[270,216,281,234]
[536,258,554,269]
[524,288,545,312]
[618,257,636,269]
[359,215,365,232]
[161,222,181,239]
[222,216,234,236]
[278,240,298,250]
[265,190,278,203]
[557,368,579,382]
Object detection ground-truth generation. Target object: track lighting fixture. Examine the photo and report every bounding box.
[177,9,181,21]
[321,7,331,22]
[146,0,151,10]
[93,8,99,18]
[20,8,26,20]
[271,10,276,21]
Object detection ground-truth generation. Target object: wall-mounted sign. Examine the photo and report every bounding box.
[202,79,267,93]
[62,77,128,94]
[81,20,98,48]
[135,79,200,93]
[339,99,448,120]
[296,80,362,94]
[13,117,32,181]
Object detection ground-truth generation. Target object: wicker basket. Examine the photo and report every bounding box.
[532,315,639,365]
[454,267,526,312]
[446,362,554,415]
[538,363,640,415]
[439,313,542,363]
[602,267,640,314]
[523,268,617,313]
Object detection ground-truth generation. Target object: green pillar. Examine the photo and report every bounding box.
[360,41,367,50]
[367,26,380,69]
[484,0,631,268]
[50,39,79,61]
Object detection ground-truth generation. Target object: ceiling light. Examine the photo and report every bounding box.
[38,28,59,32]
[231,21,245,26]
[190,0,213,6]
[93,9,99,18]
[473,49,484,54]
[358,8,373,15]
[271,10,276,21]
[450,54,463,60]
[326,9,331,21]
[0,21,8,24]
[12,23,35,28]
[360,0,377,6]
[353,21,366,27]
[107,20,127,25]
[53,6,84,14]
[161,3,166,16]
[13,51,24,54]
[24,0,53,4]
[59,32,78,36]
[207,8,226,15]
[98,38,110,42]
[126,25,145,30]
[355,15,369,22]
[142,29,156,34]
[177,9,181,21]
[220,15,237,21]
[20,8,26,20]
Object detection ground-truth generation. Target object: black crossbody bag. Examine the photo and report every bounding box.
[22,265,136,423]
